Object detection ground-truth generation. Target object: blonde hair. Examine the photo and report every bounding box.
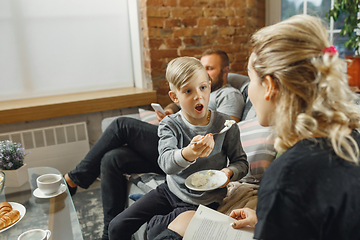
[166,57,207,90]
[250,14,360,164]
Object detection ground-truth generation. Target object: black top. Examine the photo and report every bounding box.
[255,130,360,240]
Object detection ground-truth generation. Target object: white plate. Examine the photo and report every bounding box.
[33,183,67,199]
[185,170,228,191]
[0,202,26,233]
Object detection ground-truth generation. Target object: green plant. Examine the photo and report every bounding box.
[326,0,360,53]
[0,140,27,170]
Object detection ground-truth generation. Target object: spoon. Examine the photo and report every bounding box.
[212,125,231,135]
[190,126,231,145]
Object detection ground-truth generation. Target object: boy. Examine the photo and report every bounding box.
[108,57,248,240]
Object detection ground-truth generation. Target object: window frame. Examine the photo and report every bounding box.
[265,0,355,56]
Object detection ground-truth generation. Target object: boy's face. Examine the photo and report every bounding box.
[169,69,211,125]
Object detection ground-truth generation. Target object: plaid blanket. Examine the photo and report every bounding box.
[126,173,165,194]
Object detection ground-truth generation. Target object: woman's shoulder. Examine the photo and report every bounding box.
[264,134,360,189]
[261,140,327,186]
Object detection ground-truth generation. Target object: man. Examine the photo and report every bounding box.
[64,49,245,240]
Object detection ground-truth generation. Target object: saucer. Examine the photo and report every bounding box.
[33,184,67,198]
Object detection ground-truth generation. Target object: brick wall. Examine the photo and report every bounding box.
[140,0,265,105]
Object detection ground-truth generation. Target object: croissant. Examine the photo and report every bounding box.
[0,210,20,229]
[0,202,12,217]
[0,202,11,210]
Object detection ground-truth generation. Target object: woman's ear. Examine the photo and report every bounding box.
[168,90,179,103]
[263,75,277,101]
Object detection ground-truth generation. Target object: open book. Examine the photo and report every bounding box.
[183,205,254,240]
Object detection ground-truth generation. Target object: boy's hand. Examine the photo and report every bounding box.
[219,168,233,188]
[182,134,214,162]
[191,134,214,158]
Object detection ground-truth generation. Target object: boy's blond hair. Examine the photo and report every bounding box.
[250,14,360,164]
[166,57,208,91]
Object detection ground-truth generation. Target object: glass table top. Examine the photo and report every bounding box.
[0,167,83,240]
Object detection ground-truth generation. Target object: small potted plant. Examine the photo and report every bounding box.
[326,0,360,89]
[0,140,29,187]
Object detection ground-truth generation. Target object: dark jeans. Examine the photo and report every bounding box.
[67,117,164,240]
[153,229,182,240]
[108,183,219,240]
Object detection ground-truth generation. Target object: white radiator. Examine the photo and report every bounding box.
[0,122,90,175]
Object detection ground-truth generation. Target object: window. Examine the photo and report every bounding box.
[266,0,356,58]
[0,0,144,101]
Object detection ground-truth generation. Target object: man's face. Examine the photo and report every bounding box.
[201,54,224,92]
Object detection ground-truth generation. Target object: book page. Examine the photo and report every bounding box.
[183,205,254,240]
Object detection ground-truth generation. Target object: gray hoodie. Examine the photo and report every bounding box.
[157,110,248,205]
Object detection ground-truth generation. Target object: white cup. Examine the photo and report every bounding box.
[18,229,51,240]
[36,173,62,195]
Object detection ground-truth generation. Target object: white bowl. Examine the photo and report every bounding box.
[36,174,62,195]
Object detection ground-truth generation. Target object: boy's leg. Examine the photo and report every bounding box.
[108,183,174,240]
[153,229,183,240]
[100,146,164,240]
[67,117,159,189]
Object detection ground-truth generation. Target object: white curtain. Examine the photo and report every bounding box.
[0,0,135,101]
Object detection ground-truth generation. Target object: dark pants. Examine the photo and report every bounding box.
[108,183,219,240]
[67,117,164,240]
[153,229,182,240]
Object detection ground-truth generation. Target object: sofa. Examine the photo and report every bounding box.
[101,73,277,240]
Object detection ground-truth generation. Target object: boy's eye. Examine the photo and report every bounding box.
[200,86,206,90]
[184,89,191,94]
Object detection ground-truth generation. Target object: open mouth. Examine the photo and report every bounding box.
[195,103,204,113]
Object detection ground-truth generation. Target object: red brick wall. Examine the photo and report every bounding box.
[140,0,265,105]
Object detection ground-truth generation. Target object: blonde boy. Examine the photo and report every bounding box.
[108,57,248,240]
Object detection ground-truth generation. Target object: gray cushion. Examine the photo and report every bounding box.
[227,73,249,93]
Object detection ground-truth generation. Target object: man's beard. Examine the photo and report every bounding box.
[211,69,224,92]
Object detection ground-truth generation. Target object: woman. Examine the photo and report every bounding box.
[152,14,360,240]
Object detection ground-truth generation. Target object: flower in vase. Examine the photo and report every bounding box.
[0,140,28,170]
